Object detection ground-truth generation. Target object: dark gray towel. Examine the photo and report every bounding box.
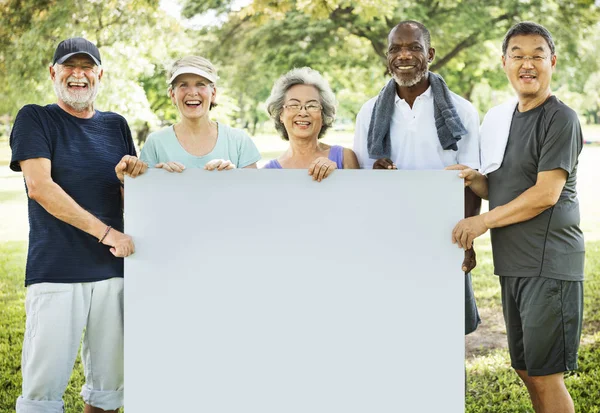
[465,271,481,335]
[367,72,468,159]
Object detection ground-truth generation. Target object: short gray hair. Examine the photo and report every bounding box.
[266,67,336,140]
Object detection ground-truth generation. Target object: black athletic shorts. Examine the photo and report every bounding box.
[500,276,583,376]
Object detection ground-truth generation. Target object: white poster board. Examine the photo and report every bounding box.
[124,169,465,413]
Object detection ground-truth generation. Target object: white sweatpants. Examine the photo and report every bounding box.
[16,278,124,413]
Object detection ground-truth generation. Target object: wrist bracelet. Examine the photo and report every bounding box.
[98,225,112,243]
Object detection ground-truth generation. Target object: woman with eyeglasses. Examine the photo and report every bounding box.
[140,56,260,172]
[263,67,359,180]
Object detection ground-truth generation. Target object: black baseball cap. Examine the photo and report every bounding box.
[52,37,101,66]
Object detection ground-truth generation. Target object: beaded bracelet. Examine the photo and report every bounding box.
[98,225,112,243]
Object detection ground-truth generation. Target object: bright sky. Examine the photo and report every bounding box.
[159,0,252,28]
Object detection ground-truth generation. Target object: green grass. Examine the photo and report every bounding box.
[1,240,599,412]
[470,239,504,312]
[465,240,600,412]
[583,243,600,333]
[466,337,600,412]
[0,241,87,412]
[471,240,600,333]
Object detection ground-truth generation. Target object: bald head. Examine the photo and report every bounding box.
[389,20,431,50]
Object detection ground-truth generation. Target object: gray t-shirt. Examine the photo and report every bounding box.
[487,96,584,281]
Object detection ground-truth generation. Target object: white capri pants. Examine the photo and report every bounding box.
[16,277,124,413]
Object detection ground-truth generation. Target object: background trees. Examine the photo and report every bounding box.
[0,0,191,137]
[1,0,599,137]
[183,0,600,128]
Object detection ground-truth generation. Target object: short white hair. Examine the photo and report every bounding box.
[266,67,336,140]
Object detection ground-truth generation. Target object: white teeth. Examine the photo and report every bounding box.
[68,82,86,87]
[295,121,310,125]
[397,66,414,69]
[185,101,201,104]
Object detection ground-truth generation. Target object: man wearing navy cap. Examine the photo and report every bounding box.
[10,37,146,413]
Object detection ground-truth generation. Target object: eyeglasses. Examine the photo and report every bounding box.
[507,55,549,64]
[283,103,322,113]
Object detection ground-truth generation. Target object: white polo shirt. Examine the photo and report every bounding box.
[353,86,480,170]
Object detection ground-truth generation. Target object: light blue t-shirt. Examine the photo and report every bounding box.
[140,123,261,168]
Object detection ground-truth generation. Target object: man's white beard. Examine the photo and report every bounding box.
[53,78,99,112]
[393,68,428,87]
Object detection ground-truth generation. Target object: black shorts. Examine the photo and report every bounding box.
[500,276,583,376]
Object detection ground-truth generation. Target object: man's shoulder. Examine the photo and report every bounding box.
[544,96,580,124]
[16,103,56,118]
[482,97,519,120]
[362,96,379,108]
[448,91,478,117]
[18,103,45,112]
[357,96,378,119]
[95,109,128,124]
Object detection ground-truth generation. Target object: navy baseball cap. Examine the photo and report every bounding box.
[52,37,101,66]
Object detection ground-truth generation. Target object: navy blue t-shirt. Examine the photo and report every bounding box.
[10,104,136,286]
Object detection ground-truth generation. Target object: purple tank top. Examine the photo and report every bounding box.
[263,145,345,169]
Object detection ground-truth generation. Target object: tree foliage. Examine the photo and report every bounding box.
[0,0,191,133]
[183,0,600,126]
[1,0,598,137]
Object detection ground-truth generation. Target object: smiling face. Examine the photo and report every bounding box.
[169,73,216,120]
[51,54,102,112]
[386,24,434,88]
[502,34,556,101]
[279,84,323,141]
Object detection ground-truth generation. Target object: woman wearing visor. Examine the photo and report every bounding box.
[140,56,260,171]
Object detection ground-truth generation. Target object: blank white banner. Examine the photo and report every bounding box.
[124,169,465,413]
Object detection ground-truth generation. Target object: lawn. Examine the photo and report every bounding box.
[1,240,599,412]
[1,127,599,411]
[466,240,600,412]
[0,242,87,412]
